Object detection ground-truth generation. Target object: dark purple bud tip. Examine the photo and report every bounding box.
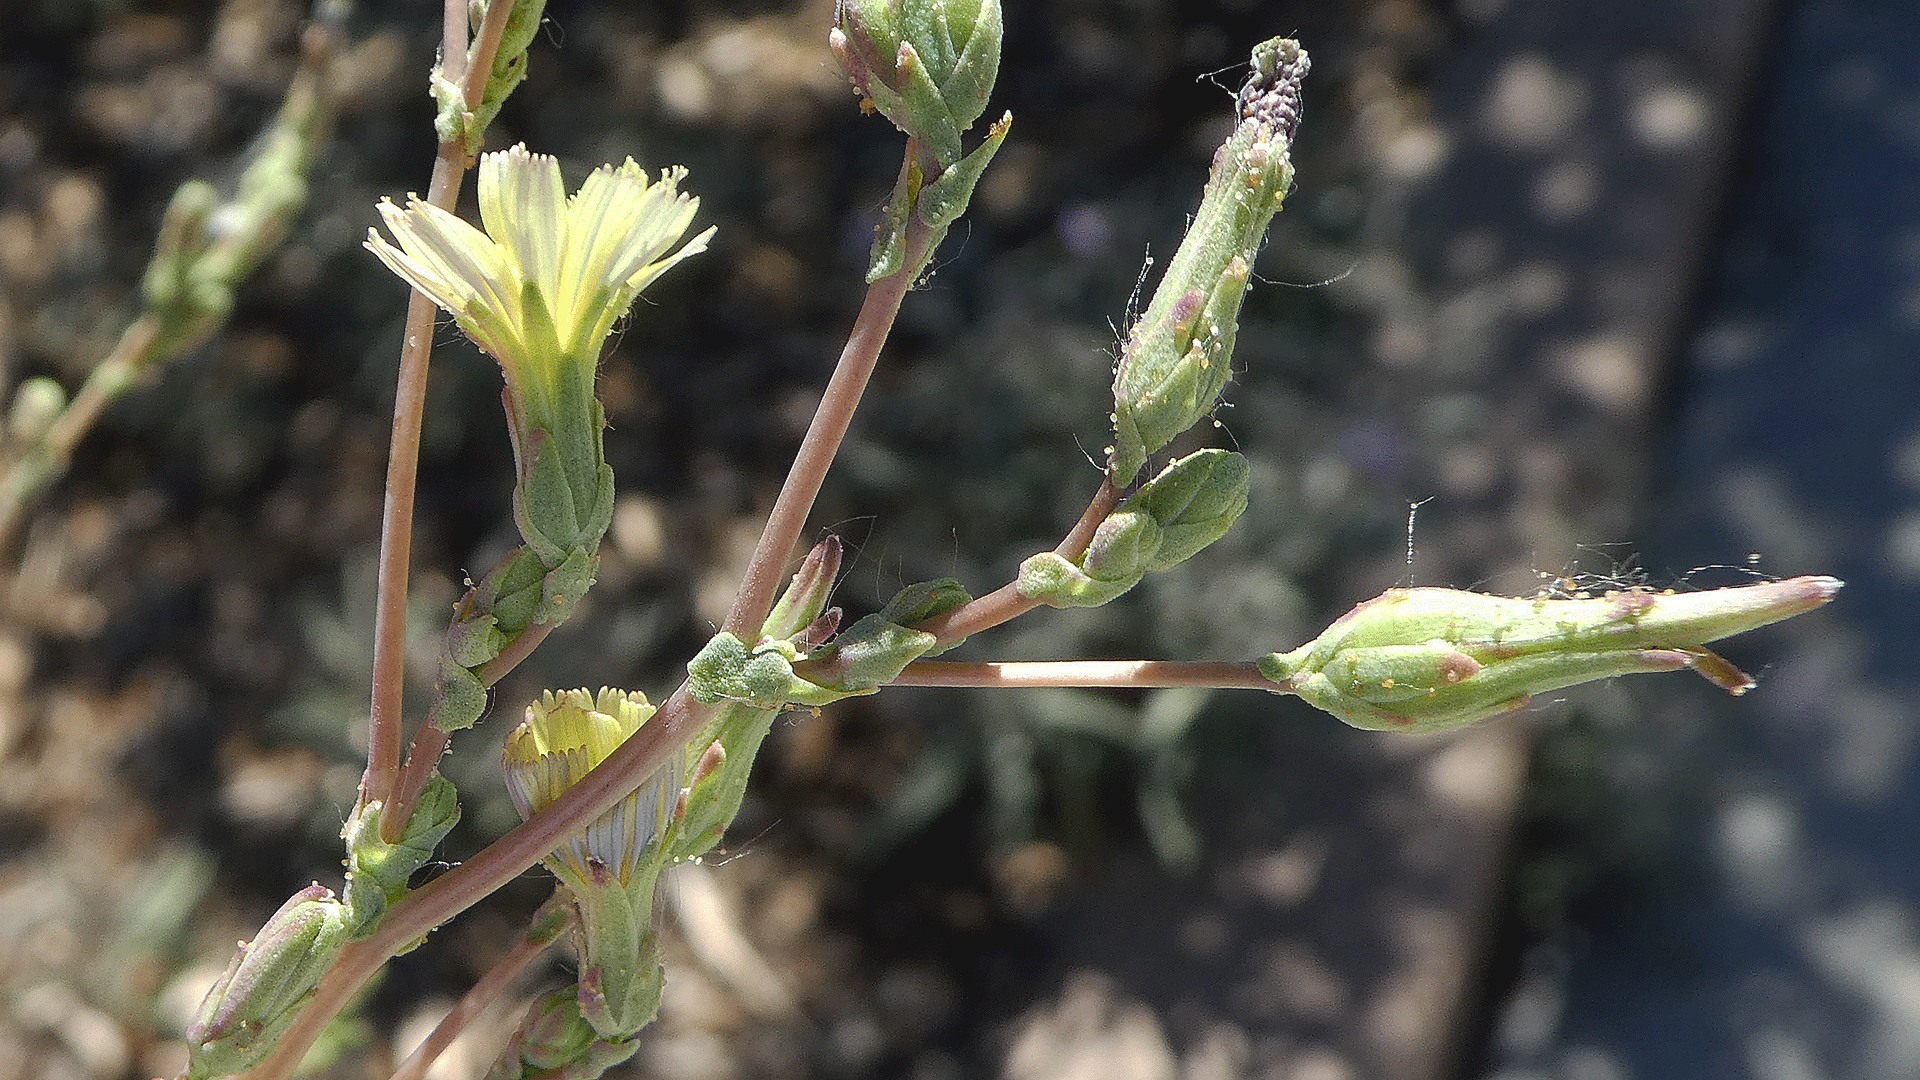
[1239,39,1309,146]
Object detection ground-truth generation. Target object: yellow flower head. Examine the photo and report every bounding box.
[366,144,712,371]
[366,146,712,569]
[502,687,682,889]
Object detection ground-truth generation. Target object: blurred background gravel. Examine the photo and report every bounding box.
[0,1,1901,1078]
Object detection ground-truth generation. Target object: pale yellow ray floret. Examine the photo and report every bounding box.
[365,143,713,372]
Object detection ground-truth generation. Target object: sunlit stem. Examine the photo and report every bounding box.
[722,154,933,639]
[362,0,520,820]
[896,658,1273,691]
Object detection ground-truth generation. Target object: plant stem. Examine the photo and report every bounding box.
[387,893,573,1080]
[361,0,517,816]
[895,658,1274,691]
[381,618,555,843]
[0,315,161,548]
[242,687,716,1080]
[361,283,448,813]
[721,166,932,640]
[915,475,1123,646]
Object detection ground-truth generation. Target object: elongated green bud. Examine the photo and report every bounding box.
[762,537,844,643]
[799,577,972,692]
[1018,449,1250,608]
[184,885,350,1079]
[1259,575,1843,733]
[689,576,971,709]
[1110,38,1307,485]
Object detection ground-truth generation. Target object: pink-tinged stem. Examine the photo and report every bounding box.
[895,659,1275,691]
[382,618,555,843]
[915,475,1123,647]
[386,894,574,1080]
[721,172,932,640]
[363,0,521,826]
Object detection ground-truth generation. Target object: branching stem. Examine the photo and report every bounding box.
[0,315,161,547]
[382,616,555,843]
[387,892,574,1080]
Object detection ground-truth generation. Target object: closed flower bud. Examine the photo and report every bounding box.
[5,376,65,448]
[1110,38,1307,485]
[1259,575,1842,733]
[831,0,1002,164]
[761,536,844,643]
[832,0,1010,282]
[489,986,640,1080]
[184,885,350,1079]
[1018,449,1249,608]
[1126,448,1251,572]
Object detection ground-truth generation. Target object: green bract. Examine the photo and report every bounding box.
[432,0,549,154]
[340,772,461,936]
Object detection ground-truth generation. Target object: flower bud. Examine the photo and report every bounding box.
[1126,448,1251,571]
[831,0,1003,164]
[832,0,1011,282]
[5,376,64,448]
[1259,575,1842,733]
[1110,38,1307,485]
[761,536,844,643]
[184,885,350,1079]
[795,578,972,694]
[1018,449,1249,608]
[489,986,640,1080]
